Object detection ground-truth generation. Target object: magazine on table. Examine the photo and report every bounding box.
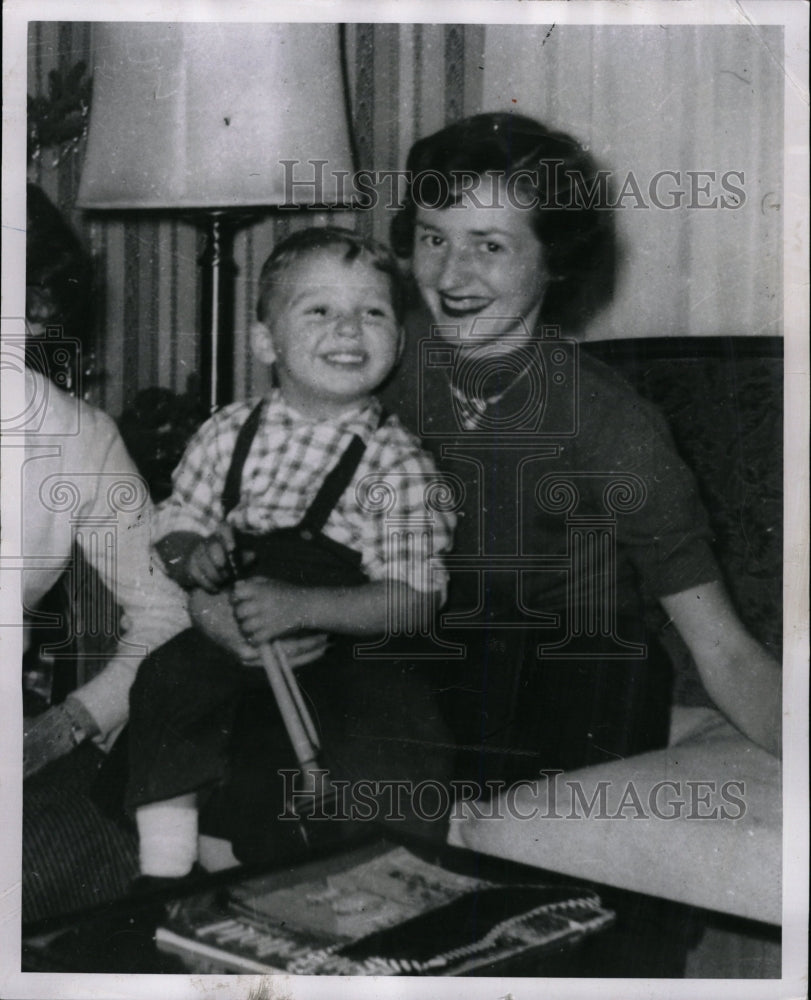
[155,841,615,975]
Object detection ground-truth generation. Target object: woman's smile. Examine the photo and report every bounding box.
[436,292,494,317]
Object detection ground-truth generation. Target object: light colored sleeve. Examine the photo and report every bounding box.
[64,412,191,742]
[447,726,781,925]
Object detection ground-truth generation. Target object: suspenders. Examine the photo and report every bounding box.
[221,400,267,520]
[219,400,387,586]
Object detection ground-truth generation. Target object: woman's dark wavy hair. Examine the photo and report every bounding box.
[26,183,94,343]
[390,113,617,333]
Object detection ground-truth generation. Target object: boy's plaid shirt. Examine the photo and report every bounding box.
[154,390,454,596]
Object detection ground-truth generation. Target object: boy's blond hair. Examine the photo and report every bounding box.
[256,226,408,325]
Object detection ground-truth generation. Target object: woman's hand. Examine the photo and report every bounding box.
[23,706,79,778]
[189,587,327,665]
[277,631,330,667]
[23,696,99,778]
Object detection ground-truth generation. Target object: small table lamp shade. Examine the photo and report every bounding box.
[77,22,354,210]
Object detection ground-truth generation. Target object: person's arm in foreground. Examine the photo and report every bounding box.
[64,424,192,738]
[661,580,782,757]
[24,415,192,774]
[157,524,331,663]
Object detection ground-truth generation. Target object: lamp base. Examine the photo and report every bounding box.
[198,213,237,415]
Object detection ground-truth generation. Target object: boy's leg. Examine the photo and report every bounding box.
[197,677,304,863]
[126,628,247,811]
[199,644,456,863]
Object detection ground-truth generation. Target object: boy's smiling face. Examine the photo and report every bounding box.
[252,249,402,419]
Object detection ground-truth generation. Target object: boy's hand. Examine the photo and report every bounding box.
[183,524,237,593]
[189,587,329,665]
[188,587,259,662]
[230,577,304,645]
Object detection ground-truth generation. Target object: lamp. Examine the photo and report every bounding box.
[77,22,355,412]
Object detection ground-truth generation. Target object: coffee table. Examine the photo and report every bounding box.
[22,826,700,977]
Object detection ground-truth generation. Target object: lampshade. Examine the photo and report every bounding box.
[77,22,355,210]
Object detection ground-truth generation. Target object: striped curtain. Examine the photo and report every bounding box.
[28,22,782,414]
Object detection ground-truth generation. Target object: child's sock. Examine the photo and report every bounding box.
[136,794,199,877]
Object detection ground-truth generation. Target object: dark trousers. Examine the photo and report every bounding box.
[126,628,455,862]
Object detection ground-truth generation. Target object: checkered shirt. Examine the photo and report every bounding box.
[154,390,454,596]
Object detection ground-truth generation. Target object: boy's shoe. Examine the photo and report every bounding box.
[129,862,208,899]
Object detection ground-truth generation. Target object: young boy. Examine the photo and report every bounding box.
[125,227,456,878]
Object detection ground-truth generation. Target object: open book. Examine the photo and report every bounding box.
[156,841,614,975]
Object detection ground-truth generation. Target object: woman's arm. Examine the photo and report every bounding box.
[660,580,782,757]
[23,407,191,770]
[65,421,191,740]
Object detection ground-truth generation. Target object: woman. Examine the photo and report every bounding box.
[22,188,193,775]
[20,185,194,923]
[381,113,780,790]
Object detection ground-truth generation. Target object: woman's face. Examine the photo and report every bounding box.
[412,188,550,352]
